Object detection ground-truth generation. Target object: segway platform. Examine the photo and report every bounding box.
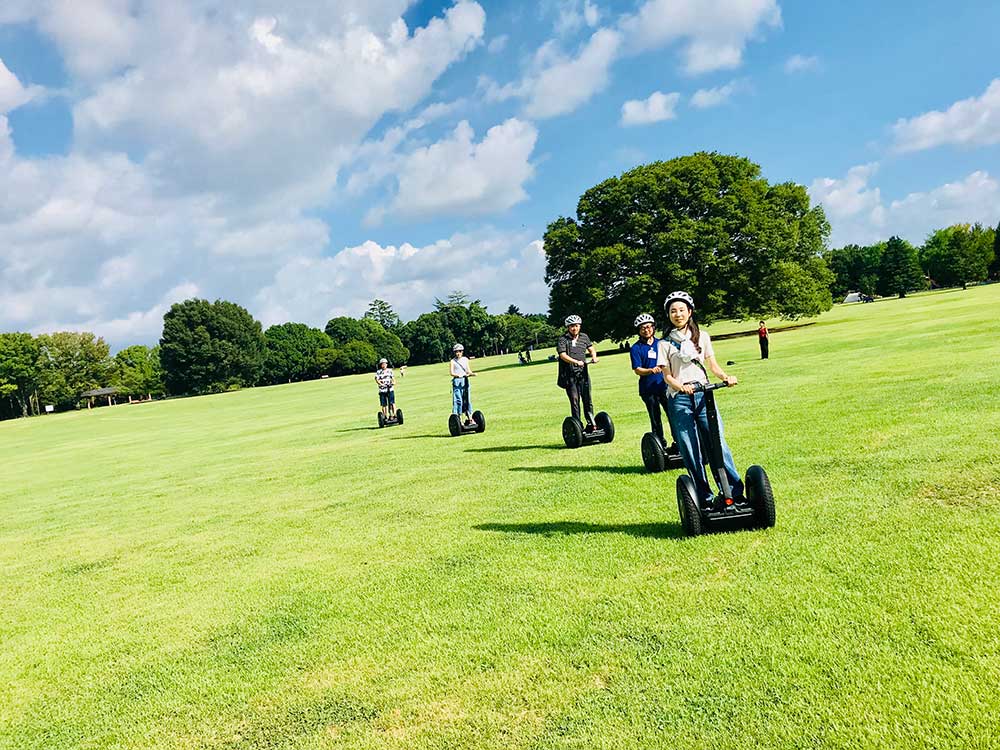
[377,408,404,428]
[562,411,614,448]
[640,432,686,472]
[449,410,486,436]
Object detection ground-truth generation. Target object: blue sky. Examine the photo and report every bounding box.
[1,0,998,349]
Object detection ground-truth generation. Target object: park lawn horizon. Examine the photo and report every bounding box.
[3,286,1000,749]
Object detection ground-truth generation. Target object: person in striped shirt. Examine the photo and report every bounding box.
[375,358,396,420]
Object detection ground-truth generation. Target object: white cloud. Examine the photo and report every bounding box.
[621,91,680,126]
[784,54,819,73]
[891,78,1000,153]
[254,230,549,327]
[690,80,740,109]
[0,2,498,347]
[619,0,781,74]
[487,34,508,54]
[810,163,1000,247]
[0,58,42,114]
[372,118,538,223]
[552,0,601,35]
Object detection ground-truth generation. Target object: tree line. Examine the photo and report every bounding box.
[0,295,561,418]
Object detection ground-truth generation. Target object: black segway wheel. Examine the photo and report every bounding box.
[595,412,614,443]
[745,465,776,529]
[448,413,461,437]
[641,432,665,473]
[472,410,486,433]
[395,408,404,425]
[665,442,686,470]
[378,412,385,428]
[676,475,703,537]
[562,416,583,448]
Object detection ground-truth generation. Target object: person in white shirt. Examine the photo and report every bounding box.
[655,291,743,508]
[374,358,396,419]
[449,343,476,426]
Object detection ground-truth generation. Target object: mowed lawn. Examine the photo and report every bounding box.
[3,287,1000,750]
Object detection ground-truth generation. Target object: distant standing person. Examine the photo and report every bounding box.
[375,358,396,420]
[449,343,476,426]
[758,320,769,359]
[557,315,598,431]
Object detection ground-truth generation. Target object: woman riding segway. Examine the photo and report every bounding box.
[659,292,743,508]
[557,315,614,447]
[448,344,485,435]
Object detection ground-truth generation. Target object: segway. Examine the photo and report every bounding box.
[377,408,404,428]
[675,381,775,536]
[447,376,485,436]
[640,432,685,472]
[562,411,614,448]
[449,410,486,436]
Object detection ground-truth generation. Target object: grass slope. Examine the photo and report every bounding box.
[2,287,999,749]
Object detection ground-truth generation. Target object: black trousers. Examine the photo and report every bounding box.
[641,391,670,439]
[759,337,769,359]
[566,374,594,425]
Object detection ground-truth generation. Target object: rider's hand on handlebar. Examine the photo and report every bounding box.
[679,383,696,395]
[723,375,737,386]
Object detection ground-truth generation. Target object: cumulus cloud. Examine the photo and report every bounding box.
[552,0,601,35]
[620,0,781,74]
[891,78,1000,153]
[810,163,1000,247]
[0,2,499,347]
[254,230,549,327]
[0,58,42,114]
[370,118,537,223]
[690,80,741,109]
[784,54,819,73]
[620,91,680,126]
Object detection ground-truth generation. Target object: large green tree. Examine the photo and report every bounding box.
[877,236,926,298]
[359,318,409,365]
[159,299,266,395]
[0,332,41,418]
[112,345,165,399]
[324,317,367,348]
[332,341,378,374]
[36,331,112,410]
[990,221,1000,280]
[262,323,333,384]
[543,152,833,341]
[824,243,883,298]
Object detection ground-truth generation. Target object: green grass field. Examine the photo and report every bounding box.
[3,287,1000,749]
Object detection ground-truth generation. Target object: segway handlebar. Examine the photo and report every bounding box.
[686,381,731,393]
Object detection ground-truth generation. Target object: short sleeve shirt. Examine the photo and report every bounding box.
[658,329,715,396]
[375,368,394,392]
[556,332,592,367]
[450,356,471,377]
[630,337,665,395]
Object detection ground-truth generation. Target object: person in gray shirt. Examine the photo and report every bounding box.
[556,314,599,430]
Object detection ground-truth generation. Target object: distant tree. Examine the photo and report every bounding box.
[399,312,454,365]
[441,290,471,307]
[323,316,367,348]
[921,224,993,290]
[262,323,333,384]
[0,332,41,417]
[544,152,833,341]
[314,348,339,377]
[824,243,883,298]
[333,341,377,374]
[112,345,165,399]
[990,221,1000,280]
[359,318,409,365]
[363,299,402,331]
[506,304,522,316]
[36,331,112,410]
[159,299,266,395]
[877,236,926,298]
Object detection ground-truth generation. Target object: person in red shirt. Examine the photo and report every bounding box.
[758,320,769,359]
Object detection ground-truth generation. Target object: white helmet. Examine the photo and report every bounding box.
[663,291,695,313]
[378,358,388,365]
[633,313,655,328]
[453,343,464,352]
[564,314,582,326]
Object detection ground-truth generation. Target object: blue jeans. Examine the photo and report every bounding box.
[452,377,471,415]
[666,392,742,502]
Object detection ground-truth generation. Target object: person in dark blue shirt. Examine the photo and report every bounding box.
[630,313,669,440]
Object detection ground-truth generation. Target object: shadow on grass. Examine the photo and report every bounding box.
[509,464,644,475]
[390,433,454,440]
[333,425,379,433]
[474,521,681,539]
[464,444,563,453]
